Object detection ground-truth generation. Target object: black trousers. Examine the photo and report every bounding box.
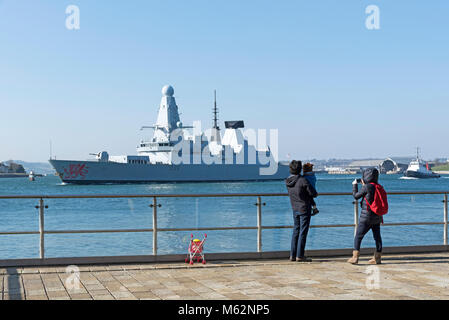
[354,219,382,252]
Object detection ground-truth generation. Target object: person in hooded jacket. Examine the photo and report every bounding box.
[347,167,383,265]
[286,160,318,262]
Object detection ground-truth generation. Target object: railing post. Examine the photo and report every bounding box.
[353,199,359,236]
[152,197,158,256]
[257,196,262,253]
[444,194,448,246]
[39,198,45,259]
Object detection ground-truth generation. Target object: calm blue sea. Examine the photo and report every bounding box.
[0,174,448,259]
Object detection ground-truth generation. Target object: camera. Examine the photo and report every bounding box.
[356,178,363,183]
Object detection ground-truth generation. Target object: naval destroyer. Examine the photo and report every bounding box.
[49,85,289,184]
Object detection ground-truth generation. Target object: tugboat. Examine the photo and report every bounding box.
[404,148,440,179]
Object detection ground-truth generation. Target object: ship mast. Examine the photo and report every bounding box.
[213,90,219,130]
[211,90,221,143]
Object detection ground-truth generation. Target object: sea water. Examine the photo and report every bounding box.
[0,174,448,259]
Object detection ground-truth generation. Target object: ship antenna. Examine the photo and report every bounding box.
[213,90,220,130]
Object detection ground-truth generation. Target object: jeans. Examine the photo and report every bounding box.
[354,219,382,252]
[290,211,311,258]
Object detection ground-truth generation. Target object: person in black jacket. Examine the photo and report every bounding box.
[286,160,318,262]
[347,167,383,265]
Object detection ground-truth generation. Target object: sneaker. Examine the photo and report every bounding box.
[296,257,312,262]
[289,256,295,262]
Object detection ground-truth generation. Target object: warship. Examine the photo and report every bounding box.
[49,85,290,184]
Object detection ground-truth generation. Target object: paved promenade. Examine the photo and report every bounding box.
[1,252,449,300]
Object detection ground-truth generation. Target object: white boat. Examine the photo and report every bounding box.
[28,171,36,181]
[404,148,440,179]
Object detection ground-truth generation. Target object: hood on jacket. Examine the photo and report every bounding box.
[362,167,379,184]
[286,175,300,187]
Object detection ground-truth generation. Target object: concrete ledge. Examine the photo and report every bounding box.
[306,245,449,257]
[0,245,447,268]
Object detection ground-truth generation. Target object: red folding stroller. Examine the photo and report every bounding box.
[185,234,207,265]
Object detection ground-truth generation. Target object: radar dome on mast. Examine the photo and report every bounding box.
[162,85,174,97]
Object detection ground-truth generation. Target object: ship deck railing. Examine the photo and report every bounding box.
[0,191,447,267]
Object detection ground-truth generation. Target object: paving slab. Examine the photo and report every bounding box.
[2,252,449,300]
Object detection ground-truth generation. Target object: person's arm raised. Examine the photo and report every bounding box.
[353,181,367,200]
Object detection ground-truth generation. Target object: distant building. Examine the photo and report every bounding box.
[348,157,414,174]
[347,159,384,173]
[324,167,357,174]
[0,163,8,173]
[2,162,26,174]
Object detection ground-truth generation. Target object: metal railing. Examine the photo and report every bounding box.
[0,191,447,260]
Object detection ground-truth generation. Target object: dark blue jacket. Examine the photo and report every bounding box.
[353,168,383,225]
[303,172,317,189]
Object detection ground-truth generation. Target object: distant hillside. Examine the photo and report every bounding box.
[3,160,55,175]
[432,163,449,171]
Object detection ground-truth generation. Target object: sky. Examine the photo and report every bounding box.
[0,0,448,162]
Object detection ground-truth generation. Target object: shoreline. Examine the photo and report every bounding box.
[0,173,44,178]
[434,171,449,175]
[0,173,28,178]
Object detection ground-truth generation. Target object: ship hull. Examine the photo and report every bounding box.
[404,170,440,179]
[49,160,290,184]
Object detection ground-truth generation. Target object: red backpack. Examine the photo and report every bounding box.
[365,183,388,220]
